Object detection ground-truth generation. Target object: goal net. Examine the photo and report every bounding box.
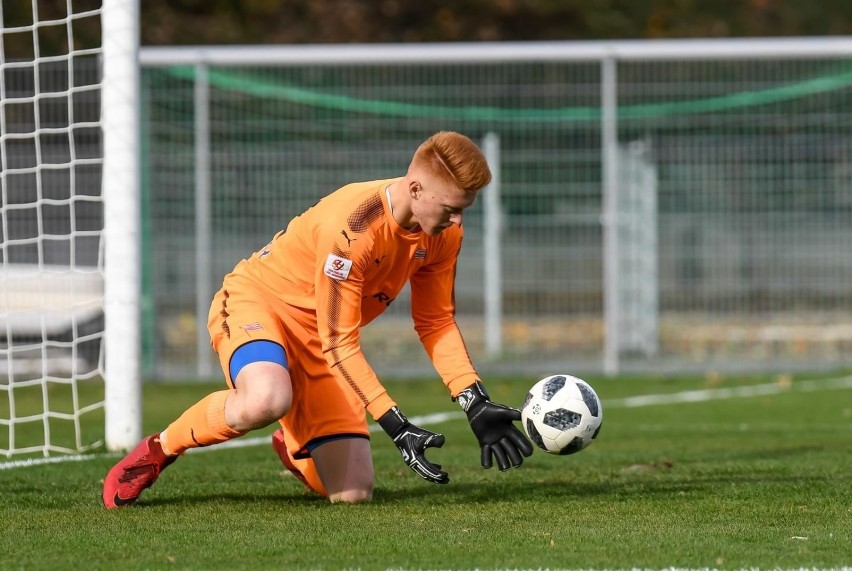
[1,0,140,458]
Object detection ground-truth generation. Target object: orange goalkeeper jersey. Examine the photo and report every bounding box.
[231,178,480,419]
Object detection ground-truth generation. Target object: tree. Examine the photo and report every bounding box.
[139,0,852,46]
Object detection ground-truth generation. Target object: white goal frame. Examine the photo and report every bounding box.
[0,0,141,457]
[102,0,142,451]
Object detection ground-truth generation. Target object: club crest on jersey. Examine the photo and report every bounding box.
[324,253,353,280]
[414,248,427,260]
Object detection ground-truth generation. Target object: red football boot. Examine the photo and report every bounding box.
[102,434,177,508]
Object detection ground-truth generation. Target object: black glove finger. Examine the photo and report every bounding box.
[422,432,445,450]
[504,405,522,422]
[487,402,522,422]
[500,437,524,468]
[490,441,511,471]
[480,444,493,469]
[411,458,449,484]
[506,425,535,457]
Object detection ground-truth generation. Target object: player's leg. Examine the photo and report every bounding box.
[272,429,373,502]
[310,436,374,503]
[103,348,290,509]
[158,343,291,455]
[159,294,293,453]
[272,428,328,496]
[103,285,290,508]
[223,358,292,431]
[102,434,177,508]
[271,332,373,503]
[101,386,242,509]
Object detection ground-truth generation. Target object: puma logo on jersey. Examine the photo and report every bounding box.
[340,230,357,247]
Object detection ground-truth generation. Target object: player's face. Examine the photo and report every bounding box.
[412,180,477,236]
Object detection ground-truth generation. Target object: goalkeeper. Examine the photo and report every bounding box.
[103,131,532,508]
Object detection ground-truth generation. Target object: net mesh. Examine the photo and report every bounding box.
[1,1,105,457]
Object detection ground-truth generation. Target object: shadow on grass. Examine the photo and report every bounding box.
[121,468,841,510]
[4,442,843,511]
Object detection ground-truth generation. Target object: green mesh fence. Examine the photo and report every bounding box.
[140,51,852,379]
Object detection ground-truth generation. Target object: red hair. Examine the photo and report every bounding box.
[412,131,492,193]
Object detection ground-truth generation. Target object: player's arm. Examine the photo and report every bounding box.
[410,234,532,471]
[313,228,448,484]
[313,239,391,416]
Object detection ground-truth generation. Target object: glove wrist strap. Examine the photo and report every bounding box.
[377,406,407,438]
[455,380,489,413]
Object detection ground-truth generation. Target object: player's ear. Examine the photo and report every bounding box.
[409,181,421,199]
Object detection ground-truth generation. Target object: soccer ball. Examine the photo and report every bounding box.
[521,374,603,455]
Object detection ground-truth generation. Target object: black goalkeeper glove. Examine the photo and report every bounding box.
[456,381,534,471]
[378,406,449,484]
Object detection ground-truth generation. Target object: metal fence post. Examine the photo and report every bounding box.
[194,63,213,379]
[482,132,503,358]
[601,56,620,376]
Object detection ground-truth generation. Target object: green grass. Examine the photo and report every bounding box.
[1,372,851,570]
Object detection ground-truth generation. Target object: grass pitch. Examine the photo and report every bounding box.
[1,372,850,570]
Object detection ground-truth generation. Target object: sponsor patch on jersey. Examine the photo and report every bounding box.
[324,253,353,281]
[414,248,427,260]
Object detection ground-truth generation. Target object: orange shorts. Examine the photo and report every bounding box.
[207,273,369,458]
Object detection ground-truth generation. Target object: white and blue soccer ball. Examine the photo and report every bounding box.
[521,374,603,455]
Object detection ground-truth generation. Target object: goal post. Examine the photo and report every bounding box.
[102,0,142,451]
[0,0,141,458]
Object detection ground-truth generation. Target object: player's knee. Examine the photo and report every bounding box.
[242,389,290,427]
[230,368,292,429]
[327,463,374,503]
[329,484,373,504]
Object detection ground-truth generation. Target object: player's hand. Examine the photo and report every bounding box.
[456,381,534,471]
[378,406,449,484]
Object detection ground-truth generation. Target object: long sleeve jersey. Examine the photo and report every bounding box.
[231,178,480,419]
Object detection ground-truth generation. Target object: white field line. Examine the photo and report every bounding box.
[2,375,850,470]
[604,375,852,409]
[186,411,463,455]
[0,411,463,469]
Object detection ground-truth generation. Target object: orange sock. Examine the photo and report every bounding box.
[160,390,244,455]
[278,421,328,497]
[290,453,327,497]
